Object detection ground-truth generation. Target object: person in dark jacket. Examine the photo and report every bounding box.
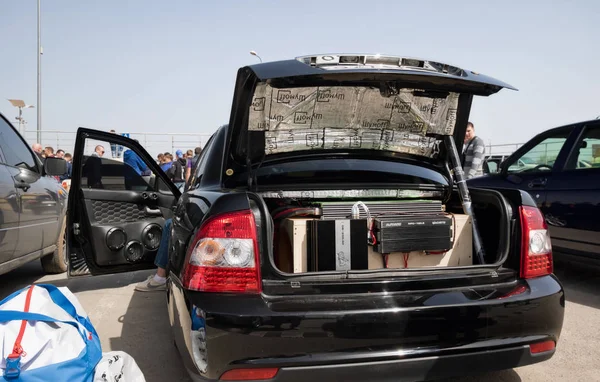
[60,153,73,181]
[169,150,187,191]
[85,145,105,188]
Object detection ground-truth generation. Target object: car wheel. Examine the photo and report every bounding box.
[41,216,68,274]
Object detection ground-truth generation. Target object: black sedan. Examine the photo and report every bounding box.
[469,119,600,267]
[67,54,564,381]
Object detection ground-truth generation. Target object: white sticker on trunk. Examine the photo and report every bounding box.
[335,220,351,271]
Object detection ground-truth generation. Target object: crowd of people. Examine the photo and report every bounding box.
[155,148,202,188]
[31,142,73,181]
[29,138,204,191]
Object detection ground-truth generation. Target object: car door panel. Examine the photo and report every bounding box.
[543,124,600,258]
[68,128,180,276]
[81,188,172,267]
[544,176,600,257]
[0,164,19,265]
[5,166,62,257]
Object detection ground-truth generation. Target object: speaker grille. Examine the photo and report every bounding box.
[142,224,162,250]
[106,228,127,251]
[124,241,144,263]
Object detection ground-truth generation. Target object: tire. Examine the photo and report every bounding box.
[41,216,68,274]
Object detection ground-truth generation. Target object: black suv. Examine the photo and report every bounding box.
[0,113,68,275]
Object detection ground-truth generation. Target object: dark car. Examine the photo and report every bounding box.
[0,113,69,275]
[469,119,600,266]
[67,54,564,381]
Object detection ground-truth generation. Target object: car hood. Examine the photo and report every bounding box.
[225,54,516,171]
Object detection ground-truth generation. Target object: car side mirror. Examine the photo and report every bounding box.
[44,157,67,176]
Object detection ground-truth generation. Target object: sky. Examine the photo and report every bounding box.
[1,0,599,154]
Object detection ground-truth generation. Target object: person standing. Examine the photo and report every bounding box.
[160,153,173,173]
[461,122,486,179]
[185,149,194,182]
[55,149,65,159]
[32,143,44,161]
[60,153,73,181]
[44,146,55,158]
[169,150,187,191]
[85,145,105,188]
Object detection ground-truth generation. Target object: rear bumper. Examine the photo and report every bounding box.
[168,275,564,381]
[184,343,554,382]
[265,344,553,382]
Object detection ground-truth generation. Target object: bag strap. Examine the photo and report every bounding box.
[0,310,92,380]
[28,284,98,338]
[33,284,79,319]
[3,286,34,380]
[8,286,34,359]
[0,286,30,307]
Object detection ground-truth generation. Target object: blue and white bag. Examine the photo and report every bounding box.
[0,284,102,381]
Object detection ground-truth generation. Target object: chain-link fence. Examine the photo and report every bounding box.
[486,142,524,156]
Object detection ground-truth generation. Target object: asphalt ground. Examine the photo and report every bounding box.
[1,259,598,382]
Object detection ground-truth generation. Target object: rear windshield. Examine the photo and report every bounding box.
[233,158,448,187]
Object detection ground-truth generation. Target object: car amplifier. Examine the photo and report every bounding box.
[373,214,453,254]
[307,219,368,271]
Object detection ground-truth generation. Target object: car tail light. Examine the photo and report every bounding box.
[182,210,261,293]
[530,340,555,354]
[220,368,279,381]
[520,206,553,279]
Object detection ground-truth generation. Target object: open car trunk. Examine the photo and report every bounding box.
[254,186,511,281]
[218,54,518,293]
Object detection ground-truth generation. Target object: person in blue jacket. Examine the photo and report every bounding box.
[123,142,149,190]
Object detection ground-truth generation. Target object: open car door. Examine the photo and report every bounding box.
[67,128,180,276]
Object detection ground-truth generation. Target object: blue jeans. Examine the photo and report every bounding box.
[154,218,172,269]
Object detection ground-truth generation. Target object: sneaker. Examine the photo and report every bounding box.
[135,275,167,292]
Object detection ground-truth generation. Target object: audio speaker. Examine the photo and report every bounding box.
[142,224,162,250]
[106,228,127,251]
[124,241,144,263]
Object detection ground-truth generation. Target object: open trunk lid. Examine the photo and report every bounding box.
[224,54,516,174]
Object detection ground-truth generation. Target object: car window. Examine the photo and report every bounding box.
[486,160,498,173]
[565,126,600,170]
[79,137,162,191]
[506,130,570,174]
[188,135,214,190]
[0,116,38,171]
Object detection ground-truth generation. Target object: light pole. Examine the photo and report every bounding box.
[8,99,35,135]
[249,50,263,63]
[37,0,42,143]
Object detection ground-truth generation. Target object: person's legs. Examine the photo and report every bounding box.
[135,218,172,292]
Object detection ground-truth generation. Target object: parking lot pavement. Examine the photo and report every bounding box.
[1,260,599,382]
